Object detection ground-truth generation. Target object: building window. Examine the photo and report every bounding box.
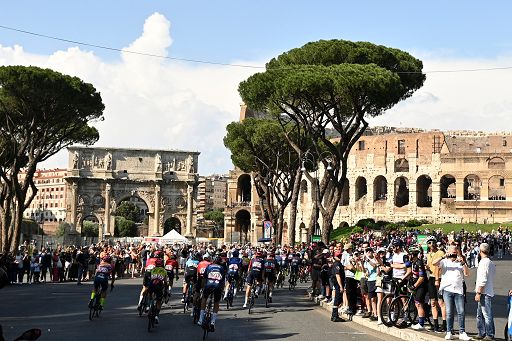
[398,140,406,154]
[358,140,365,150]
[503,139,508,147]
[500,178,505,187]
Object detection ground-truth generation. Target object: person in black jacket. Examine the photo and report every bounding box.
[330,250,345,322]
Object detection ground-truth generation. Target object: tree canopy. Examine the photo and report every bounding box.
[237,39,425,243]
[0,66,104,252]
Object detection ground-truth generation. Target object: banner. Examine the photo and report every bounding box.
[263,220,273,239]
[416,234,428,252]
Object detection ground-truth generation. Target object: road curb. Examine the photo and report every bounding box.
[308,293,448,341]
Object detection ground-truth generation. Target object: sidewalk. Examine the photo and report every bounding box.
[309,293,457,341]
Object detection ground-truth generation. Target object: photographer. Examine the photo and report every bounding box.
[433,244,470,341]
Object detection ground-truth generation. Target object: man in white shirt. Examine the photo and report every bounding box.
[474,243,496,340]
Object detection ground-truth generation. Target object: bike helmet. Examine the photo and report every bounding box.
[408,246,421,254]
[154,250,164,259]
[255,251,263,257]
[232,249,240,258]
[392,239,403,248]
[212,255,222,264]
[194,252,202,261]
[155,258,164,267]
[426,236,437,244]
[102,255,112,263]
[203,254,211,261]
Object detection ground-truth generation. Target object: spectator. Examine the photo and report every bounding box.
[435,244,470,341]
[474,243,496,340]
[341,243,357,315]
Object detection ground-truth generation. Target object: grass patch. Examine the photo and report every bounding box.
[421,223,512,234]
[330,227,354,241]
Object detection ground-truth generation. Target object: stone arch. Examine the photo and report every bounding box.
[79,213,102,236]
[488,175,506,200]
[374,176,388,202]
[440,174,456,200]
[116,195,149,223]
[237,174,252,203]
[394,176,409,207]
[235,209,251,244]
[339,179,349,206]
[464,174,481,200]
[164,216,182,235]
[355,176,367,201]
[488,156,505,169]
[394,158,409,172]
[417,175,432,207]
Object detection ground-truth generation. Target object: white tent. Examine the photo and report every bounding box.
[161,229,188,243]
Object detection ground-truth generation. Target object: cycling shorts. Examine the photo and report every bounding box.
[184,273,197,286]
[148,279,164,300]
[202,284,223,303]
[246,271,262,286]
[227,271,239,282]
[264,272,276,283]
[414,284,428,304]
[93,275,108,292]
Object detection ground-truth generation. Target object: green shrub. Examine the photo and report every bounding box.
[351,226,363,234]
[406,219,423,227]
[114,216,138,237]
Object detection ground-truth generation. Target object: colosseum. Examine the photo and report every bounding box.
[224,107,512,244]
[287,127,512,243]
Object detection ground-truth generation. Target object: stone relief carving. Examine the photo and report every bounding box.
[93,194,105,207]
[78,194,90,206]
[155,153,162,172]
[105,152,112,170]
[177,160,185,172]
[175,195,186,209]
[72,151,79,169]
[187,155,194,173]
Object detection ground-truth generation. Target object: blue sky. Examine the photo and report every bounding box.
[1,1,512,174]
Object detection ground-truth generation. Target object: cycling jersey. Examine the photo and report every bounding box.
[165,258,179,277]
[264,257,278,275]
[409,258,428,284]
[197,260,212,277]
[93,261,112,292]
[145,257,158,271]
[185,258,199,275]
[144,266,168,287]
[204,264,225,288]
[249,257,265,273]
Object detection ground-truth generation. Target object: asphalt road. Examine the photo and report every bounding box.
[1,275,401,341]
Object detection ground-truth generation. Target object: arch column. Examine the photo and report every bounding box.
[104,183,111,236]
[480,177,489,200]
[456,178,465,201]
[408,180,417,215]
[153,183,161,236]
[70,182,78,232]
[431,180,441,215]
[185,182,194,237]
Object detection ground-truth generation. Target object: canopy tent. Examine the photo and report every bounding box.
[161,229,188,243]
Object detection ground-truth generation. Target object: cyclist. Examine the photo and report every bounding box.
[164,252,179,300]
[182,252,200,303]
[240,251,250,280]
[223,249,242,300]
[243,250,265,308]
[289,252,301,284]
[89,255,115,310]
[263,251,279,303]
[407,245,429,330]
[138,250,164,311]
[194,254,212,309]
[197,255,226,332]
[144,257,169,324]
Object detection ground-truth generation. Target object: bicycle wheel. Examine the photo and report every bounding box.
[248,293,254,314]
[505,323,509,341]
[379,294,394,327]
[405,298,418,325]
[388,296,404,327]
[265,285,269,308]
[89,306,95,321]
[147,302,155,332]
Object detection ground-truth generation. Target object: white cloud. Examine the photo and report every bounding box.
[1,14,511,174]
[371,54,512,132]
[0,13,262,174]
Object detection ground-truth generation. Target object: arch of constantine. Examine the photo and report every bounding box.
[65,147,199,240]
